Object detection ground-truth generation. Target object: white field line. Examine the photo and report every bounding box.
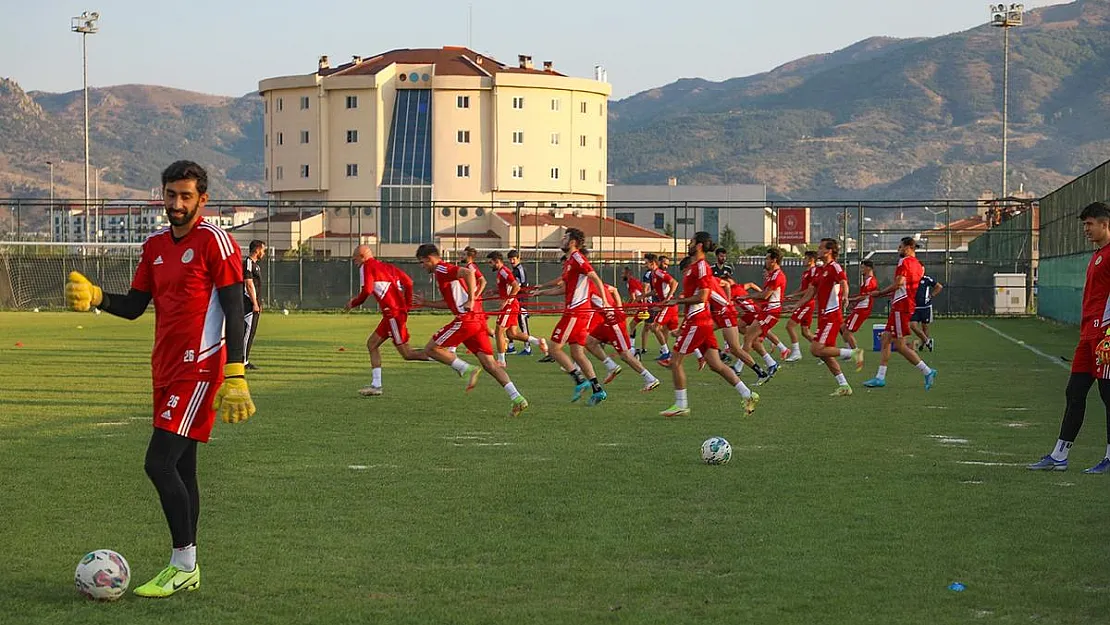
[954,460,1025,467]
[975,321,1070,371]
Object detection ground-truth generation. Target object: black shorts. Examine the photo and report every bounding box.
[911,307,933,324]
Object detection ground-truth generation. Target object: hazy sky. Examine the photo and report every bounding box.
[0,0,1065,100]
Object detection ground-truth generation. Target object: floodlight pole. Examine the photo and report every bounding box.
[991,4,1022,200]
[72,11,99,242]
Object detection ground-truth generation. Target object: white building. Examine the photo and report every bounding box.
[54,203,256,243]
[607,183,771,247]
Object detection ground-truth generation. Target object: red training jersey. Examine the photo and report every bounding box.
[681,258,716,322]
[799,265,818,304]
[762,268,787,313]
[853,275,879,314]
[650,268,675,301]
[350,258,408,315]
[131,219,243,387]
[892,256,924,313]
[1081,243,1110,339]
[562,251,596,313]
[495,264,518,303]
[465,261,485,312]
[815,261,848,318]
[433,262,477,318]
[626,277,645,301]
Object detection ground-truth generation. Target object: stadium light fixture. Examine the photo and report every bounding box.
[71,10,99,242]
[989,4,1023,199]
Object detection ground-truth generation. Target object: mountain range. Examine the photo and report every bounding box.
[2,0,1110,202]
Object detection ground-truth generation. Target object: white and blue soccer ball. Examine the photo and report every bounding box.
[701,437,732,465]
[74,549,130,601]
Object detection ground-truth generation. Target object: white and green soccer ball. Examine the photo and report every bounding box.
[701,437,732,465]
[74,549,130,601]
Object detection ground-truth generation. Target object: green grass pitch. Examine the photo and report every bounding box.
[0,312,1106,624]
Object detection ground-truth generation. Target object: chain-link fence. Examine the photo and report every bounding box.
[0,198,1034,315]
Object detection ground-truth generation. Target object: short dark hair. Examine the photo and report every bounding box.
[803,250,818,260]
[486,251,503,262]
[249,240,266,253]
[565,227,586,248]
[692,231,715,254]
[766,247,784,263]
[716,248,728,256]
[463,246,478,258]
[901,236,917,249]
[659,254,670,263]
[678,255,692,271]
[415,243,439,259]
[1079,202,1110,221]
[644,253,657,262]
[862,259,874,269]
[507,249,520,259]
[162,160,208,195]
[820,238,840,258]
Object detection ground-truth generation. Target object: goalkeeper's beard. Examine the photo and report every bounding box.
[166,204,199,227]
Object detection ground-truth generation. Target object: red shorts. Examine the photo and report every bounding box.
[552,312,594,346]
[790,301,815,327]
[674,320,718,355]
[653,306,679,331]
[1071,338,1110,378]
[713,307,739,330]
[591,319,634,352]
[815,314,843,348]
[433,317,493,355]
[496,301,520,329]
[845,308,871,333]
[886,310,911,339]
[742,310,779,338]
[153,378,223,443]
[374,313,410,346]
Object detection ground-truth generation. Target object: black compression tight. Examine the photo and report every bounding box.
[1058,373,1110,444]
[144,428,199,549]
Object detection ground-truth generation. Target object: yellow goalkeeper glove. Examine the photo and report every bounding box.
[213,362,256,424]
[65,271,103,312]
[1097,328,1110,367]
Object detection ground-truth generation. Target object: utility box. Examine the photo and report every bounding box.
[994,273,1027,315]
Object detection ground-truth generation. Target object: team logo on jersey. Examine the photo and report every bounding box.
[160,410,172,420]
[1097,256,1104,266]
[181,249,195,264]
[153,255,164,265]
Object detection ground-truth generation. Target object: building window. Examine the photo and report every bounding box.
[277,132,284,146]
[512,96,524,109]
[579,135,587,147]
[300,96,310,110]
[600,103,604,116]
[457,95,470,109]
[512,166,524,179]
[300,164,310,178]
[300,130,309,144]
[654,213,665,229]
[275,166,284,180]
[551,98,560,111]
[550,167,560,180]
[457,130,470,144]
[265,101,269,114]
[264,134,268,147]
[550,132,560,145]
[347,130,358,143]
[457,164,470,178]
[277,98,283,112]
[346,95,358,109]
[264,167,269,180]
[598,170,603,182]
[512,131,524,144]
[599,136,603,149]
[677,217,695,225]
[346,164,359,177]
[579,169,587,181]
[580,101,588,114]
[615,212,635,224]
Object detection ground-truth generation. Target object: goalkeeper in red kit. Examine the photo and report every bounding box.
[1028,201,1110,473]
[65,161,255,597]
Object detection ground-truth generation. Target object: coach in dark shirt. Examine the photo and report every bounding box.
[713,248,733,281]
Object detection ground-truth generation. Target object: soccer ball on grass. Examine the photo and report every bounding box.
[701,437,732,465]
[74,549,130,601]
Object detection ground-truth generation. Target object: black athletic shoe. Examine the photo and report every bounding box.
[245,363,260,371]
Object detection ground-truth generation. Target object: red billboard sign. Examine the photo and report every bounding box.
[777,208,809,245]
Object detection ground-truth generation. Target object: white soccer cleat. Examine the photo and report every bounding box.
[358,385,383,397]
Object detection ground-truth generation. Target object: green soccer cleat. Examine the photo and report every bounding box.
[830,384,853,397]
[743,392,760,416]
[852,348,864,373]
[510,396,529,417]
[133,564,200,598]
[660,404,690,418]
[461,364,481,392]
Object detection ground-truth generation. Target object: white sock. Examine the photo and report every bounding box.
[675,388,688,409]
[838,348,854,359]
[835,373,848,386]
[504,382,521,400]
[640,368,658,384]
[916,360,932,375]
[694,349,704,359]
[170,544,196,572]
[1051,439,1072,461]
[775,341,787,353]
[371,367,382,387]
[660,344,671,355]
[448,346,457,353]
[762,353,776,367]
[876,365,888,380]
[450,358,469,374]
[1105,444,1110,460]
[527,336,541,345]
[791,342,801,355]
[734,380,751,399]
[602,357,619,372]
[733,361,744,375]
[497,353,506,365]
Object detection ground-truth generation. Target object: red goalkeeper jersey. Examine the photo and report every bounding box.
[1081,243,1110,339]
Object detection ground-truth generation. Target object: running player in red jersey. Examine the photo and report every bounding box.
[841,259,878,350]
[529,228,610,405]
[709,269,771,384]
[487,251,548,366]
[782,250,819,362]
[1028,202,1110,473]
[741,248,787,381]
[584,281,662,392]
[788,238,864,396]
[345,244,428,396]
[660,232,759,417]
[64,161,255,598]
[622,266,652,357]
[646,255,680,366]
[863,237,937,390]
[414,244,529,416]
